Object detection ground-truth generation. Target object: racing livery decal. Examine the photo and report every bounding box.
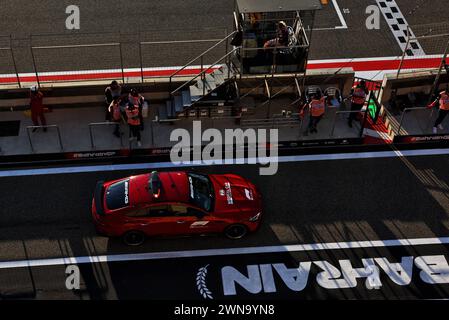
[224,182,234,205]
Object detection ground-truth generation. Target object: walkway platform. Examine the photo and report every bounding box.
[0,97,386,157]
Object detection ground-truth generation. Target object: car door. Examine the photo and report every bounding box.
[169,204,215,235]
[138,204,177,236]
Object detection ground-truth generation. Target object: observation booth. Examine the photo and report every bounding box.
[233,0,321,75]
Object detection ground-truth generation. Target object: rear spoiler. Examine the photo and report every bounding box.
[94,181,105,216]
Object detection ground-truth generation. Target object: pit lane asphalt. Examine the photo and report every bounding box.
[1,153,449,299]
[1,154,449,260]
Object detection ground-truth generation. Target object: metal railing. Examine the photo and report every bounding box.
[89,122,125,149]
[237,44,309,76]
[167,30,237,90]
[139,38,224,84]
[171,47,240,97]
[397,107,429,135]
[330,110,368,137]
[241,113,301,129]
[30,42,124,87]
[26,125,63,153]
[0,35,20,87]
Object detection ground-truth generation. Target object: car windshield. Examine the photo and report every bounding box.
[188,173,214,212]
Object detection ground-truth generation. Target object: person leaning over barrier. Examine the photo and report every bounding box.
[428,88,449,134]
[108,96,123,138]
[104,81,123,121]
[125,102,142,147]
[29,86,47,132]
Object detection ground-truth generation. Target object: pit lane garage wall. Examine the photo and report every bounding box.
[378,69,449,143]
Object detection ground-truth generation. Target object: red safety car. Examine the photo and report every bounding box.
[92,171,262,246]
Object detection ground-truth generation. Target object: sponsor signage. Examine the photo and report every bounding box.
[102,242,449,300]
[192,253,449,300]
[280,138,364,148]
[0,138,366,165]
[394,134,449,144]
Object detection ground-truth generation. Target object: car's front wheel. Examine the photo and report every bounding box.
[122,230,146,246]
[224,224,248,240]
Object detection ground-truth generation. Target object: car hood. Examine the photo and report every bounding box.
[210,174,261,213]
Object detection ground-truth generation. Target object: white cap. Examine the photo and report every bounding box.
[30,85,38,92]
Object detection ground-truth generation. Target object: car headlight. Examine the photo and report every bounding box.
[249,212,261,222]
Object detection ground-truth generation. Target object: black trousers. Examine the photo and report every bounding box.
[308,115,323,131]
[434,109,449,127]
[129,124,141,142]
[348,102,364,122]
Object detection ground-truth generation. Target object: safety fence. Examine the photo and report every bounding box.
[397,22,449,79]
[24,121,140,154]
[0,35,20,87]
[0,29,230,88]
[26,125,63,153]
[393,105,449,137]
[140,27,228,83]
[30,32,124,86]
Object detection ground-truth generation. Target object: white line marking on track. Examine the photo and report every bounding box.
[1,236,448,270]
[375,0,425,55]
[314,0,348,31]
[1,148,449,178]
[332,0,348,29]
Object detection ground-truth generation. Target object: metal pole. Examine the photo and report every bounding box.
[89,124,95,149]
[359,110,369,138]
[201,55,204,78]
[396,27,411,80]
[119,43,125,84]
[428,39,449,104]
[298,115,304,138]
[30,45,40,88]
[119,123,124,148]
[330,113,338,137]
[139,42,144,83]
[226,36,231,80]
[150,120,154,147]
[397,111,406,135]
[201,55,205,97]
[9,35,20,88]
[239,47,243,79]
[56,126,64,151]
[26,127,35,153]
[427,41,449,127]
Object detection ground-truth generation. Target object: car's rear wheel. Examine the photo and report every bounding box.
[224,224,248,240]
[123,230,146,246]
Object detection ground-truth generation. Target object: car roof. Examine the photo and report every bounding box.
[154,171,190,203]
